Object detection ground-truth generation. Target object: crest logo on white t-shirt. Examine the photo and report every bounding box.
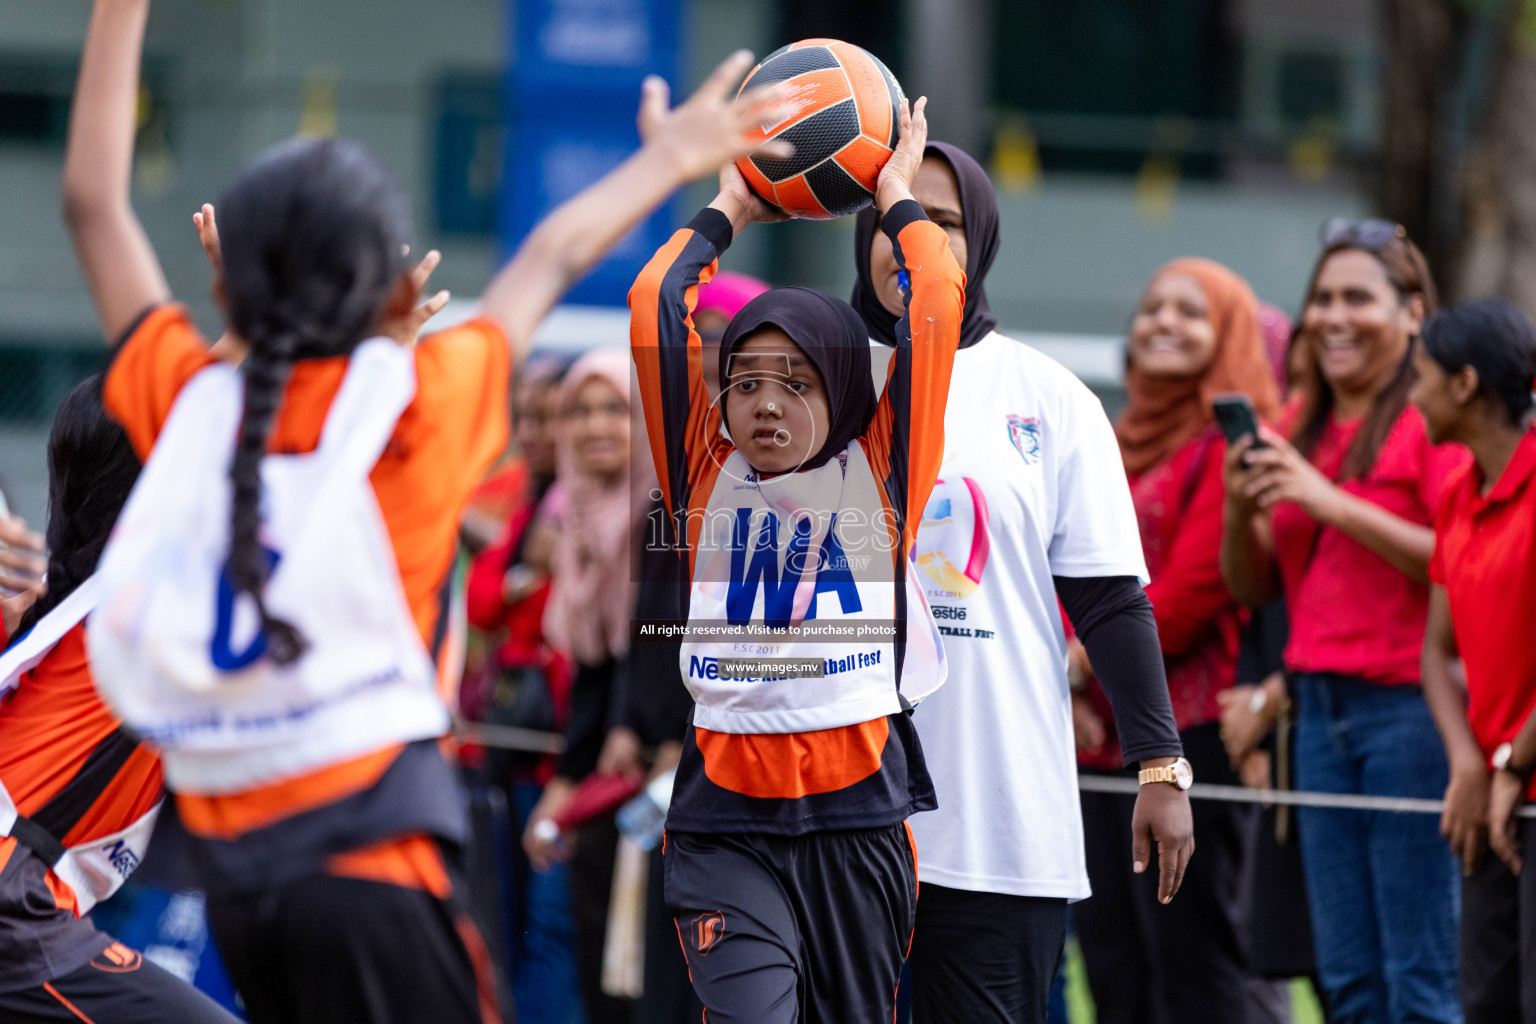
[1007,415,1042,464]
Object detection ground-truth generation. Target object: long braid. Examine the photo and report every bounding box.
[213,136,410,668]
[226,326,305,664]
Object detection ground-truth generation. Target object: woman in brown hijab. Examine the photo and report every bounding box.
[1072,258,1282,1024]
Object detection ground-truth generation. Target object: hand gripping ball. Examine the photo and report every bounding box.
[735,39,906,220]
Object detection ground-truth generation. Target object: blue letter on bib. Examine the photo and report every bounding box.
[210,548,280,672]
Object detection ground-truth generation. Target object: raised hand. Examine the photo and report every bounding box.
[638,50,793,184]
[379,249,450,348]
[875,95,929,213]
[708,161,790,237]
[192,203,222,275]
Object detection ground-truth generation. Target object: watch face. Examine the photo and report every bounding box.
[1493,743,1514,772]
[1173,759,1194,790]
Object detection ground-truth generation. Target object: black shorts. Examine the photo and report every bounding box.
[207,872,509,1024]
[663,823,917,1024]
[0,940,240,1023]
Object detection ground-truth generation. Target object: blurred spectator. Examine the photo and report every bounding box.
[1413,299,1536,1024]
[462,353,581,1024]
[525,349,654,1024]
[461,352,570,554]
[1073,257,1281,1024]
[1221,221,1467,1024]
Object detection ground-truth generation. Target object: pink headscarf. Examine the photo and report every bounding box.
[541,349,655,667]
[696,271,769,324]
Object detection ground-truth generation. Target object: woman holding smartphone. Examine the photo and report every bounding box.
[1221,220,1467,1024]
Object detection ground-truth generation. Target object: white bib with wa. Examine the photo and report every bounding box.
[88,340,446,795]
[681,443,945,734]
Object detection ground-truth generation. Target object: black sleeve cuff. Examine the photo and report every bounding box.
[687,208,735,257]
[878,199,927,244]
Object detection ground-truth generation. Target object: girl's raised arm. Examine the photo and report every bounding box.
[481,51,789,366]
[861,98,965,558]
[62,0,171,344]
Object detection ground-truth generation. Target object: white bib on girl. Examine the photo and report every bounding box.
[0,577,159,915]
[88,339,446,795]
[681,443,945,734]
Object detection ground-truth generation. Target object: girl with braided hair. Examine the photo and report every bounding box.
[61,2,790,1021]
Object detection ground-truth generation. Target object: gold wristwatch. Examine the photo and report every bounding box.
[1138,757,1194,791]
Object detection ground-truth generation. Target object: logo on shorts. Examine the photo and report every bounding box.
[1007,414,1042,464]
[691,911,725,955]
[91,942,143,973]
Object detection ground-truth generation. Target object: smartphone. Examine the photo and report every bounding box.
[1211,394,1266,448]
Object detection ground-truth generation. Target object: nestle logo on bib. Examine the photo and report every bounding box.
[1007,415,1042,464]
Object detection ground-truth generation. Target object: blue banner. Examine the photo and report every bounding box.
[503,0,681,307]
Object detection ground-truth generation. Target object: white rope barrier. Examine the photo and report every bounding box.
[455,721,567,755]
[451,724,1536,822]
[452,723,1536,819]
[1077,772,1536,819]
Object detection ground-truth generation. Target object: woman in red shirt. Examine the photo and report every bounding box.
[1221,221,1466,1024]
[1413,298,1536,1023]
[1073,258,1280,1024]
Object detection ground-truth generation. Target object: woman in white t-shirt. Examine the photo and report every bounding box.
[850,142,1193,1024]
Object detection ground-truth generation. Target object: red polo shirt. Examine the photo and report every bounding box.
[1430,426,1536,801]
[1274,405,1468,685]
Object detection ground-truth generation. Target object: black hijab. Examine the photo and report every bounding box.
[719,287,877,472]
[851,140,1000,349]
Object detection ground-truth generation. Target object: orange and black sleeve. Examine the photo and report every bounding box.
[628,209,734,534]
[861,200,966,558]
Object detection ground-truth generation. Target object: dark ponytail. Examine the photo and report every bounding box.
[216,137,410,664]
[10,376,140,643]
[1421,298,1536,427]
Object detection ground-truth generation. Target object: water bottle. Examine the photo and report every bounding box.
[616,767,676,851]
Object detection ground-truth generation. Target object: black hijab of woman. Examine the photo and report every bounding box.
[719,286,877,473]
[851,140,1000,349]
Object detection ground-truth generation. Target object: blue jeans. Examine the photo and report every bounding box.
[1294,673,1462,1024]
[512,782,587,1024]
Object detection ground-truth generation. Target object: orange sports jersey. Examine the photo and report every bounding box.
[629,201,959,833]
[0,624,163,914]
[103,305,511,648]
[101,307,512,883]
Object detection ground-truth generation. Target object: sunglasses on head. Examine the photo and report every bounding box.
[1319,218,1408,252]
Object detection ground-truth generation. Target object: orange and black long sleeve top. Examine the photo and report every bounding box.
[629,201,965,834]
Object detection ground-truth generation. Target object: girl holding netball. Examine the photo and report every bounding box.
[630,95,963,1023]
[62,2,788,1021]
